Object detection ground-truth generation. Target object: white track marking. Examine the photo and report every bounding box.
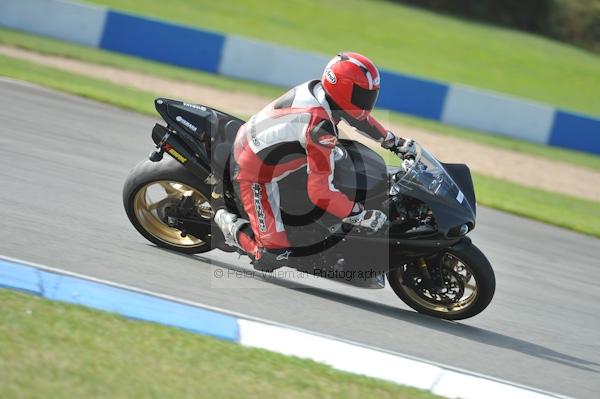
[0,254,572,399]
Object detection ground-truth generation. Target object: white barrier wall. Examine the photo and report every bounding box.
[0,0,107,47]
[219,36,330,87]
[441,85,555,144]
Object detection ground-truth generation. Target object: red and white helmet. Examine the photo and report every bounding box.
[321,52,381,120]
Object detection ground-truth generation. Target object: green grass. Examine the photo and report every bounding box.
[84,0,600,117]
[472,173,600,236]
[1,53,598,237]
[0,289,440,399]
[2,28,599,172]
[0,53,159,114]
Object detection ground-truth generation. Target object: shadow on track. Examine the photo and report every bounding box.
[189,252,600,374]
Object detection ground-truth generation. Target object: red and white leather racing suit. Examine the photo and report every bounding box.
[231,80,389,258]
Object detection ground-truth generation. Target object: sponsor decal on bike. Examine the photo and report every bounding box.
[183,103,206,111]
[162,143,188,164]
[175,115,198,132]
[252,183,267,232]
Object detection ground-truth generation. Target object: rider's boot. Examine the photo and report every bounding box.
[215,209,293,273]
[214,209,248,249]
[252,247,294,272]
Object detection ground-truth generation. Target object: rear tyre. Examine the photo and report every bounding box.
[123,158,214,254]
[387,243,495,320]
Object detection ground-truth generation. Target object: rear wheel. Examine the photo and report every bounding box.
[387,243,495,320]
[123,158,214,254]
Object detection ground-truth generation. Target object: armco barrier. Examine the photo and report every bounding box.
[0,256,572,399]
[100,10,225,73]
[1,0,599,155]
[0,0,106,47]
[549,111,600,154]
[219,36,330,87]
[441,85,556,144]
[378,71,448,120]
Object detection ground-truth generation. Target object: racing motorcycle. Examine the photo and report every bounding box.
[123,98,495,320]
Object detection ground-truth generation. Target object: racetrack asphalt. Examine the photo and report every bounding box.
[1,78,599,398]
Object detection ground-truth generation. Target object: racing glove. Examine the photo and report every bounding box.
[342,204,387,232]
[381,132,416,158]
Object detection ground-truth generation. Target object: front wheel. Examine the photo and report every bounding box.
[387,243,495,320]
[123,158,214,254]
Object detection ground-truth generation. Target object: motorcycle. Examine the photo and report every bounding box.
[123,98,495,320]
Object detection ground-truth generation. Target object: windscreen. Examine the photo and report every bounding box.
[394,143,472,211]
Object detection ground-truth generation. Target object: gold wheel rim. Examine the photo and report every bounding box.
[133,180,213,248]
[399,253,479,314]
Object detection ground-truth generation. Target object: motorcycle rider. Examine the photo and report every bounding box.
[215,52,415,271]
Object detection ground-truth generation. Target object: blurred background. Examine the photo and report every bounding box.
[396,0,600,53]
[1,1,599,398]
[1,0,599,237]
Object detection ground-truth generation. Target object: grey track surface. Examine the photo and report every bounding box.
[1,78,599,398]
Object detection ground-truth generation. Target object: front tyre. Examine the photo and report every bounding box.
[388,243,495,320]
[123,158,214,254]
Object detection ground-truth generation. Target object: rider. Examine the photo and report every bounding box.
[214,52,415,271]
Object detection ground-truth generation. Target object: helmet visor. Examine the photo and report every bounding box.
[351,84,379,112]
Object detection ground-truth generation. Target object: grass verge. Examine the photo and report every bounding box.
[472,173,600,236]
[0,289,440,399]
[84,0,600,116]
[0,52,160,114]
[2,27,599,172]
[1,53,598,238]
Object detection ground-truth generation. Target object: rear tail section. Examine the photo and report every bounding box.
[148,98,245,181]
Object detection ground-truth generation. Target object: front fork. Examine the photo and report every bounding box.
[403,249,457,291]
[414,256,445,290]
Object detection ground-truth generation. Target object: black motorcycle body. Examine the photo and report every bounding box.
[123,98,496,319]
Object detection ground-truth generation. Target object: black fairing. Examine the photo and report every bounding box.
[443,163,476,216]
[156,99,217,139]
[398,163,476,237]
[153,98,244,178]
